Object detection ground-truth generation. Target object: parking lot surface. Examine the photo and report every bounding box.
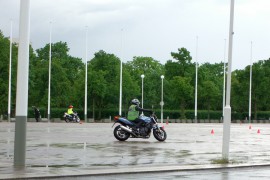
[1,122,270,179]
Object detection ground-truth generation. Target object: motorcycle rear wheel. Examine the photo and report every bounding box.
[114,125,130,141]
[153,127,167,141]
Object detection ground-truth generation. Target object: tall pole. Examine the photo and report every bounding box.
[48,22,52,122]
[119,29,123,116]
[222,0,235,160]
[14,0,30,167]
[161,75,164,124]
[141,74,145,114]
[8,20,13,123]
[194,36,198,123]
[84,26,88,122]
[248,41,253,124]
[223,39,227,120]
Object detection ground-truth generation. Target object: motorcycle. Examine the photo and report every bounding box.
[63,112,80,123]
[112,113,167,141]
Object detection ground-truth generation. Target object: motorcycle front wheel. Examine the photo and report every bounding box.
[64,118,69,123]
[114,125,130,141]
[153,127,167,141]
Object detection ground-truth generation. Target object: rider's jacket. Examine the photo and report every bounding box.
[67,108,73,115]
[127,104,139,120]
[127,104,153,121]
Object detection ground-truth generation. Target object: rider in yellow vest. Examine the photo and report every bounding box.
[127,99,152,127]
[67,105,74,119]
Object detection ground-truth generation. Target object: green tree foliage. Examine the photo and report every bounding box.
[198,62,224,114]
[88,69,107,119]
[0,31,18,115]
[198,80,220,120]
[231,69,249,113]
[170,76,193,119]
[125,56,164,111]
[29,41,84,111]
[2,28,270,120]
[169,47,193,77]
[121,68,140,116]
[231,59,270,119]
[165,48,194,116]
[36,41,69,60]
[88,50,121,119]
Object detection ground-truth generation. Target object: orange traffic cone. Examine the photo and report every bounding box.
[257,129,261,134]
[249,125,252,129]
[211,129,214,134]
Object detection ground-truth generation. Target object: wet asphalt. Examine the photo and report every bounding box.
[1,122,270,179]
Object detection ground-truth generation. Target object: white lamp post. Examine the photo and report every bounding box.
[48,21,52,123]
[161,75,164,124]
[14,0,30,167]
[8,20,13,123]
[222,0,235,160]
[223,39,227,121]
[141,74,145,114]
[84,26,88,122]
[249,41,253,124]
[119,28,123,116]
[194,36,198,123]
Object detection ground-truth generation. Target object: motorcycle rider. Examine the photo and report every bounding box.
[32,106,41,122]
[127,99,153,129]
[67,105,75,120]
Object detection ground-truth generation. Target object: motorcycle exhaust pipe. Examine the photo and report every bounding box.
[120,125,138,137]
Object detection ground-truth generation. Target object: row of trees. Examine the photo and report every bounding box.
[0,30,270,120]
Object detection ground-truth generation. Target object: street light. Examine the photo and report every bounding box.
[48,21,52,123]
[194,36,198,123]
[119,28,123,116]
[14,0,30,167]
[161,75,164,124]
[222,0,235,160]
[8,20,13,123]
[249,41,253,124]
[223,39,227,121]
[141,74,145,114]
[84,26,88,122]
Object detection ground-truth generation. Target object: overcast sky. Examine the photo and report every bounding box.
[1,0,270,70]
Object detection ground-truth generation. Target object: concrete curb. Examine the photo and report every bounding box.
[2,163,270,179]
